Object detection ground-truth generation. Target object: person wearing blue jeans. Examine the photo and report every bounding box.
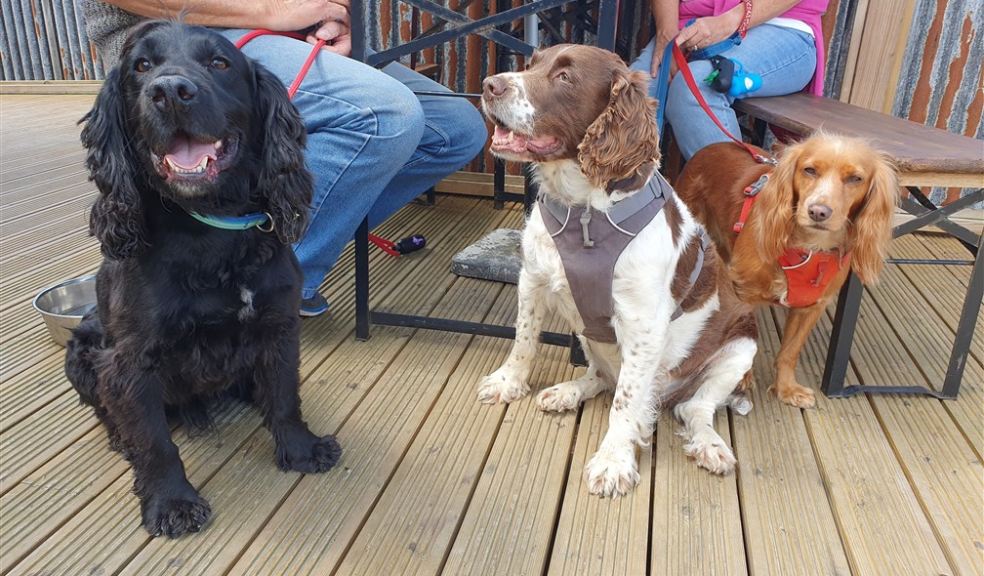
[81,0,487,316]
[630,0,823,160]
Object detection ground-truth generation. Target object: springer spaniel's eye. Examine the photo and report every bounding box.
[556,70,571,83]
[134,58,153,73]
[803,166,817,177]
[845,174,863,184]
[210,57,231,71]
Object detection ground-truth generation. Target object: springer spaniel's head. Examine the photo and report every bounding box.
[81,21,311,259]
[481,44,660,193]
[755,133,898,284]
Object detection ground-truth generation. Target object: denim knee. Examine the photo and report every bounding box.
[665,61,716,123]
[434,100,487,164]
[367,80,426,159]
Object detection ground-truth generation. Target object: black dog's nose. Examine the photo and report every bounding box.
[808,203,832,222]
[149,75,199,110]
[483,76,508,98]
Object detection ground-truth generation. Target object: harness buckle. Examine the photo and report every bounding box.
[579,210,595,248]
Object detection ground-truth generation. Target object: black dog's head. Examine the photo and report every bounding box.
[81,21,312,259]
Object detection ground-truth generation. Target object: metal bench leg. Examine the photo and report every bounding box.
[355,217,371,341]
[821,272,863,397]
[493,158,506,209]
[942,231,984,398]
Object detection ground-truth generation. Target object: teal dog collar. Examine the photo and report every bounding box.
[188,210,274,232]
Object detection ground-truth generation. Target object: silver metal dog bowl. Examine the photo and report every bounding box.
[32,275,97,347]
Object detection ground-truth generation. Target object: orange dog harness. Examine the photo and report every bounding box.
[733,174,850,308]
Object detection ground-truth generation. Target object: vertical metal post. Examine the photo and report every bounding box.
[942,231,983,398]
[355,217,371,341]
[821,273,863,396]
[351,0,371,341]
[493,158,506,209]
[524,15,539,47]
[596,0,618,50]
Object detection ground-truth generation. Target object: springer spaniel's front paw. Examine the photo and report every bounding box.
[477,367,529,404]
[535,382,583,412]
[683,430,737,475]
[585,445,639,498]
[141,486,211,538]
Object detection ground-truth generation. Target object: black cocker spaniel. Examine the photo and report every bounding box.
[65,21,340,538]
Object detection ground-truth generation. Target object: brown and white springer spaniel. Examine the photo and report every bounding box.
[676,135,897,408]
[477,45,756,497]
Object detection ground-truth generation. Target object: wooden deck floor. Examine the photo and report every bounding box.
[1,94,982,576]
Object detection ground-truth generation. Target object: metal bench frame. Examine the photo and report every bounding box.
[350,0,619,350]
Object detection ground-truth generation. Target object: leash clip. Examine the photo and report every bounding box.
[580,209,594,248]
[755,154,779,166]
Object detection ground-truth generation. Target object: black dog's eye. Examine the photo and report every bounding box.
[210,57,230,70]
[803,167,817,177]
[134,58,153,73]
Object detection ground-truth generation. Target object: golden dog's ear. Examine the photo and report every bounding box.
[850,154,898,284]
[578,67,660,192]
[754,142,802,262]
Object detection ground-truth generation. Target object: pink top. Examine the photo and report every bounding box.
[677,0,829,95]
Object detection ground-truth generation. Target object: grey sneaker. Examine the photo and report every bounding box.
[299,293,329,317]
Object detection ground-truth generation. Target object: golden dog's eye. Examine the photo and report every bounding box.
[803,167,817,177]
[846,174,863,184]
[210,57,230,70]
[134,58,153,73]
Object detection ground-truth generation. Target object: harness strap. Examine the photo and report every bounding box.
[733,173,769,232]
[670,228,709,321]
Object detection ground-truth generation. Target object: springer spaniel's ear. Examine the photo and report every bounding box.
[81,66,147,260]
[578,67,660,192]
[253,63,312,244]
[850,153,897,285]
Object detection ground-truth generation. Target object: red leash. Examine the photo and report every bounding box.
[235,30,408,255]
[670,42,776,166]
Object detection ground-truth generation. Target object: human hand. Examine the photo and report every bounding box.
[650,27,679,78]
[307,18,351,56]
[268,0,349,32]
[675,10,741,53]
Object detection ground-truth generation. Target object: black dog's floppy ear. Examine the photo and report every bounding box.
[253,63,312,244]
[81,66,147,260]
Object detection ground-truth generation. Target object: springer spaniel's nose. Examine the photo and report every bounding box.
[149,75,199,111]
[808,203,832,222]
[483,76,509,98]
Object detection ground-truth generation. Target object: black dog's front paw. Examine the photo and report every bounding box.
[275,427,342,474]
[141,488,212,538]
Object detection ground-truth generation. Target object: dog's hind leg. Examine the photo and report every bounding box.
[536,338,614,412]
[674,337,756,475]
[254,324,341,474]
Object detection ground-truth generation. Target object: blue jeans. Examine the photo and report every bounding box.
[219,30,487,299]
[630,24,816,159]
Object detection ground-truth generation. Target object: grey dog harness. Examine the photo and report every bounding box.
[539,173,707,343]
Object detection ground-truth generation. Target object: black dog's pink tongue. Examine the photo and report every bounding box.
[164,135,219,169]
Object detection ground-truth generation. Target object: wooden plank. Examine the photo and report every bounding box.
[442,351,578,575]
[7,198,508,575]
[328,288,521,576]
[548,395,652,576]
[732,310,850,576]
[651,411,744,576]
[433,170,524,198]
[122,281,504,576]
[818,288,984,575]
[0,80,102,94]
[733,95,984,175]
[770,308,954,575]
[860,258,983,456]
[837,0,870,103]
[0,392,97,493]
[8,402,263,576]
